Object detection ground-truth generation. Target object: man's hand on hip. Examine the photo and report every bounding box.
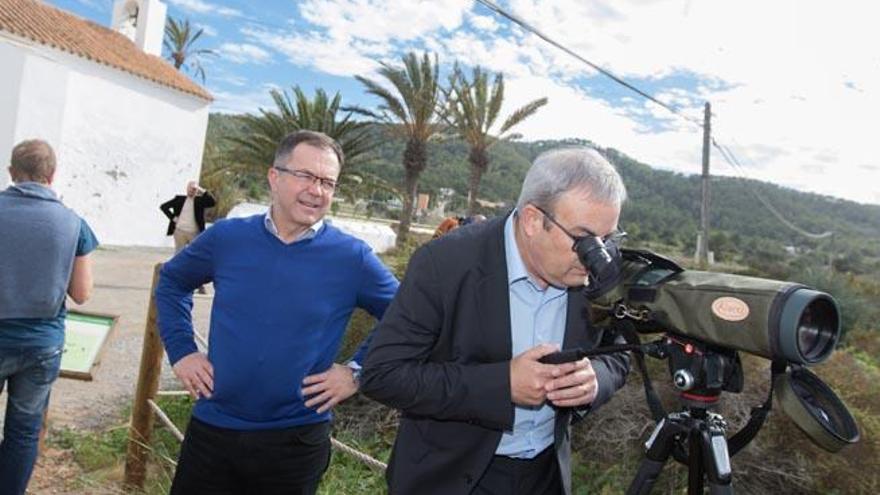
[510,343,568,407]
[302,363,358,414]
[544,357,598,408]
[173,352,214,400]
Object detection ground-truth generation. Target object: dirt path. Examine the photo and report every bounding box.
[0,246,213,494]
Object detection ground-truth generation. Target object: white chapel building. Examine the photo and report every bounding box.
[0,0,212,246]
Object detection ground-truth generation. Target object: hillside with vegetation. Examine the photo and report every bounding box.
[204,112,880,277]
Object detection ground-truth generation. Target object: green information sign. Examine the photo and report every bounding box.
[60,311,118,381]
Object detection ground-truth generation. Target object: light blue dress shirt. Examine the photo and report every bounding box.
[264,209,323,244]
[495,212,568,458]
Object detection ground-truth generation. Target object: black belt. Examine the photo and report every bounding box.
[492,445,555,471]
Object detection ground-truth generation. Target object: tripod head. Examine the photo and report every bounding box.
[627,335,744,494]
[644,335,743,408]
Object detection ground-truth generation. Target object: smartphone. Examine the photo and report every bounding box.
[538,349,584,364]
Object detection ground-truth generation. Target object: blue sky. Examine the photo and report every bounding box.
[52,0,880,206]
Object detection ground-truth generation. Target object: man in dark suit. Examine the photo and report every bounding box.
[361,147,631,495]
[160,180,216,253]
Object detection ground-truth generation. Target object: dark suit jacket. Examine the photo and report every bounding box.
[159,192,215,235]
[361,214,630,495]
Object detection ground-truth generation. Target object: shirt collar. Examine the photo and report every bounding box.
[504,211,532,287]
[264,208,324,243]
[6,182,59,202]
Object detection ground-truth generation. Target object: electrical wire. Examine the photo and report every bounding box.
[711,137,832,239]
[473,0,704,128]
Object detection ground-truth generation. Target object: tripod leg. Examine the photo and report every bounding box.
[687,428,704,495]
[700,421,733,495]
[627,418,685,495]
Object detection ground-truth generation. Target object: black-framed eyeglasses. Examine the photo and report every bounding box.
[531,204,626,251]
[273,167,337,193]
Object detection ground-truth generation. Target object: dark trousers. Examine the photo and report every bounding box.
[170,417,331,495]
[474,447,564,495]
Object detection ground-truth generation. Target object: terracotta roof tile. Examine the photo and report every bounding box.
[0,0,212,101]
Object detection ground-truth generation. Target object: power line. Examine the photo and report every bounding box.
[711,138,832,239]
[473,0,704,128]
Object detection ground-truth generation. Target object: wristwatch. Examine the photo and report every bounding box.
[348,363,362,387]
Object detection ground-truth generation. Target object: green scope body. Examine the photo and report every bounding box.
[597,250,842,365]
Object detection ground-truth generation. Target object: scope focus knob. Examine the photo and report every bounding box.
[673,369,695,391]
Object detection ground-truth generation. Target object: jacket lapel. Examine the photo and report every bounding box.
[476,215,513,361]
[558,288,589,495]
[562,288,589,350]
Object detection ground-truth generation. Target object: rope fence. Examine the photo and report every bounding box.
[147,399,184,442]
[330,438,388,472]
[123,263,386,490]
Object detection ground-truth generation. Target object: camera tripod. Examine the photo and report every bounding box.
[559,326,780,494]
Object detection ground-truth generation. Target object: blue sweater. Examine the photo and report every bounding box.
[156,215,398,430]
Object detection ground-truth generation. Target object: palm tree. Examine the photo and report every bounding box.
[352,52,444,245]
[163,17,214,83]
[226,86,386,202]
[445,65,547,214]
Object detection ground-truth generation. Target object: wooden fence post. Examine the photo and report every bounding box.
[123,263,165,489]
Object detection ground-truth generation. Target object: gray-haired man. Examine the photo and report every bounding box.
[362,147,631,495]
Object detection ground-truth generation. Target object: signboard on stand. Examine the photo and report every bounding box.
[60,311,119,381]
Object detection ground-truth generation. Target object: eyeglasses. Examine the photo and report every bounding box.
[531,204,626,251]
[273,167,337,193]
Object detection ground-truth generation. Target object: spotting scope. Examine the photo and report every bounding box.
[591,249,841,365]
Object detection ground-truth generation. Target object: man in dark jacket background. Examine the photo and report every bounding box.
[160,180,215,253]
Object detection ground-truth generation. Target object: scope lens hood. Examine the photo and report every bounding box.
[778,289,840,364]
[774,367,859,452]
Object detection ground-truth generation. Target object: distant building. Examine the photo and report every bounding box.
[475,198,507,209]
[0,0,212,246]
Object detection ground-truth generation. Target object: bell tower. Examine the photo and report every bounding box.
[111,0,167,56]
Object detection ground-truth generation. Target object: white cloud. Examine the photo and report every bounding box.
[216,43,273,65]
[243,28,381,77]
[167,0,241,17]
[297,0,468,42]
[240,0,471,77]
[209,85,278,114]
[194,22,218,37]
[214,73,248,87]
[468,13,499,32]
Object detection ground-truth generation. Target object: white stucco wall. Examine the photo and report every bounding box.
[0,40,27,185]
[0,33,211,247]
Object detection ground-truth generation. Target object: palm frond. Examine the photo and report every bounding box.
[227,86,376,173]
[498,97,548,136]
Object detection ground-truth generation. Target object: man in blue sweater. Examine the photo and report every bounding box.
[156,130,398,494]
[0,139,98,495]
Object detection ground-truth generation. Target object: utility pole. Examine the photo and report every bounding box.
[698,102,711,268]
